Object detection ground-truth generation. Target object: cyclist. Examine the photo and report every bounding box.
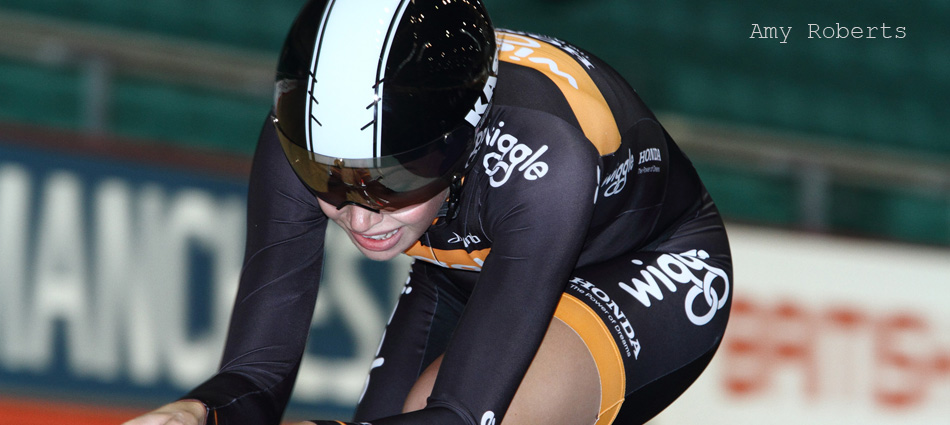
[124,0,731,424]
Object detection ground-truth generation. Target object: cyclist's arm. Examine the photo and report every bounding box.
[339,115,598,425]
[181,115,328,424]
[418,119,598,425]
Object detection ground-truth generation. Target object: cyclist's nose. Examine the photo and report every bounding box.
[345,204,383,233]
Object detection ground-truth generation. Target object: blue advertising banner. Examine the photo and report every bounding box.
[0,127,405,422]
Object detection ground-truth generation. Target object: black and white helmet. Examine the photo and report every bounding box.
[273,0,497,212]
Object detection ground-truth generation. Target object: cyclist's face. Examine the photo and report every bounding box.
[317,188,448,261]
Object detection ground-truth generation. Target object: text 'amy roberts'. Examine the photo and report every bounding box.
[750,23,907,43]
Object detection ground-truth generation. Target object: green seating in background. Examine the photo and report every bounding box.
[0,0,301,51]
[484,0,948,159]
[110,76,266,155]
[830,185,950,246]
[0,58,83,129]
[696,160,950,247]
[0,57,266,155]
[0,0,947,245]
[691,161,799,226]
[2,0,944,158]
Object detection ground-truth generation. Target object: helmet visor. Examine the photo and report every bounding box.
[274,116,474,212]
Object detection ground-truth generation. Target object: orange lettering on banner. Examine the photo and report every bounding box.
[875,313,928,408]
[722,299,763,395]
[772,301,819,397]
[723,299,819,398]
[824,306,867,399]
[720,297,950,411]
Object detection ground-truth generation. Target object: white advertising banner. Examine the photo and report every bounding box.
[0,135,405,419]
[652,224,950,424]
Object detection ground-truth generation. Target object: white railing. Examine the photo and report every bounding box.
[664,114,950,231]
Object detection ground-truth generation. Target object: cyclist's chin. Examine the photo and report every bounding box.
[357,248,403,262]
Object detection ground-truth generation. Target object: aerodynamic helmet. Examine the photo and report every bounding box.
[272,0,498,212]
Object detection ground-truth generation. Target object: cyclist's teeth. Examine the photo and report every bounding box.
[366,229,397,240]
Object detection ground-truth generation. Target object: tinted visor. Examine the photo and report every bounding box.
[274,117,474,212]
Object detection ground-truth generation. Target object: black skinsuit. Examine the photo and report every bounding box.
[185,30,732,425]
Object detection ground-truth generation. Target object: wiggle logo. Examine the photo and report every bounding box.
[481,121,549,187]
[619,250,730,326]
[601,149,636,198]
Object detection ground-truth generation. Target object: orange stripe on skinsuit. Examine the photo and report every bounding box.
[404,241,491,271]
[554,293,626,425]
[496,30,621,156]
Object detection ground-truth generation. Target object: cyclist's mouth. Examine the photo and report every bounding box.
[352,228,401,251]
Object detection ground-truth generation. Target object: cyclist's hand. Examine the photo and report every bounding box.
[122,400,207,425]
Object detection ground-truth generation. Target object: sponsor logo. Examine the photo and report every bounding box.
[601,149,636,197]
[497,32,581,89]
[464,52,499,127]
[481,121,549,187]
[466,125,488,170]
[601,147,662,197]
[637,147,662,175]
[499,30,595,71]
[481,411,496,425]
[638,147,662,164]
[619,250,730,326]
[570,277,641,359]
[448,232,482,248]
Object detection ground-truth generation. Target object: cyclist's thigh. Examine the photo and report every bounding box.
[403,316,601,425]
[563,200,732,424]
